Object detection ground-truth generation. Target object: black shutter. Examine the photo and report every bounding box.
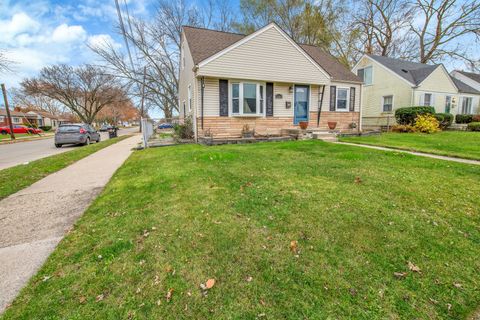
[329,86,336,111]
[349,87,355,112]
[219,79,228,116]
[357,69,364,82]
[266,83,274,117]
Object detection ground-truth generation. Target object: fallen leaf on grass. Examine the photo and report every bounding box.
[290,240,298,254]
[394,272,407,279]
[408,261,421,273]
[206,279,215,289]
[354,176,362,184]
[166,288,174,302]
[96,294,104,302]
[246,276,253,282]
[453,282,462,289]
[79,296,87,304]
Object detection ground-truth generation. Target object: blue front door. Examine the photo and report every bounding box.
[294,85,309,124]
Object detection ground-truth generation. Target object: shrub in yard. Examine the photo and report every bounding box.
[39,126,52,132]
[395,106,436,125]
[473,115,480,122]
[173,117,194,140]
[391,124,416,133]
[467,122,480,131]
[434,113,453,129]
[414,114,440,133]
[455,114,473,124]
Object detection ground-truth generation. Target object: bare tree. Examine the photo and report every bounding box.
[10,87,66,115]
[411,0,480,64]
[354,0,414,57]
[21,64,126,124]
[91,0,212,119]
[0,50,14,73]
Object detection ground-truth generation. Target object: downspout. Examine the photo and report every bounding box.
[359,84,363,133]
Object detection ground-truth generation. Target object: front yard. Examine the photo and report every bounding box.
[2,141,479,319]
[340,131,480,160]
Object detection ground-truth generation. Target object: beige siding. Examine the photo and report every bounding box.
[354,56,413,120]
[199,79,361,119]
[198,26,330,84]
[417,66,457,93]
[179,32,196,120]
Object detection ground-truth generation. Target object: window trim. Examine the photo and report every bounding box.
[335,87,350,112]
[187,84,191,112]
[228,80,266,117]
[461,96,473,114]
[358,66,373,85]
[422,93,433,106]
[12,117,21,123]
[382,95,394,113]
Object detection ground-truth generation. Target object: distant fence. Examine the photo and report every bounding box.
[141,118,155,148]
[362,115,396,131]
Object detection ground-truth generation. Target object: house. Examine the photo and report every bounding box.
[25,110,63,128]
[179,23,362,140]
[353,54,480,128]
[451,70,480,92]
[0,108,28,127]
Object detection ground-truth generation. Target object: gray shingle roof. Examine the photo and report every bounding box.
[456,70,480,84]
[367,54,438,85]
[183,25,361,83]
[450,77,480,94]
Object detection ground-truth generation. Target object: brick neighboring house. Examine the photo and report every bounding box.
[178,23,363,140]
[0,108,28,126]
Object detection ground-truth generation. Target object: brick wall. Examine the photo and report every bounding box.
[197,111,360,138]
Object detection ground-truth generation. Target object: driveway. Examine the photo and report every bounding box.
[0,135,140,313]
[0,127,138,170]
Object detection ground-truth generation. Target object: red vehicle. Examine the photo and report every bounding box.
[0,125,43,135]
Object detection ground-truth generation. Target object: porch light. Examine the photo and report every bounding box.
[289,86,293,93]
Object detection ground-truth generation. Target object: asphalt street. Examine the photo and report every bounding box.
[0,127,138,170]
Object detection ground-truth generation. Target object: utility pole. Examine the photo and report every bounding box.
[1,83,15,140]
[139,65,147,133]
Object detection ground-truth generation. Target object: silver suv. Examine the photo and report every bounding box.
[55,124,101,148]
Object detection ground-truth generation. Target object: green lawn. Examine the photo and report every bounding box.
[0,136,130,200]
[340,131,480,160]
[0,134,31,141]
[2,141,480,319]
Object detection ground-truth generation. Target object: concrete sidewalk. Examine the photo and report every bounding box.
[336,142,480,165]
[0,135,140,313]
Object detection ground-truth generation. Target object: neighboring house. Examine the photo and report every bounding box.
[0,108,28,126]
[451,70,480,92]
[179,23,362,140]
[26,110,62,128]
[353,54,480,128]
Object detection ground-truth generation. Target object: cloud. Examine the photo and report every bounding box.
[52,24,87,43]
[87,34,122,49]
[0,12,40,42]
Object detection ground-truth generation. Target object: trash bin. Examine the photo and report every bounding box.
[108,127,118,139]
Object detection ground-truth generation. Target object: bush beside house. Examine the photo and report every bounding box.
[467,122,480,131]
[395,106,436,125]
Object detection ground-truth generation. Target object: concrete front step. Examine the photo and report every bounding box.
[312,131,338,142]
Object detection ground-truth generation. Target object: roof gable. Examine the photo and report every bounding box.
[182,24,361,83]
[451,77,480,94]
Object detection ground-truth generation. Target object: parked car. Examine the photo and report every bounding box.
[0,125,43,135]
[158,123,174,129]
[99,124,113,132]
[54,124,100,148]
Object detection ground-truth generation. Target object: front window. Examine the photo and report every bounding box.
[462,97,473,114]
[382,95,393,112]
[0,116,4,122]
[231,82,265,116]
[423,93,432,106]
[12,117,20,123]
[358,66,373,85]
[336,88,349,111]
